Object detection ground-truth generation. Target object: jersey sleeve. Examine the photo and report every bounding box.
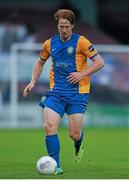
[40,39,50,61]
[78,36,98,59]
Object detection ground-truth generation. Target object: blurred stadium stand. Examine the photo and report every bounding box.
[0,7,118,47]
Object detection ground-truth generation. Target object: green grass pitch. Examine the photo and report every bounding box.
[0,128,128,179]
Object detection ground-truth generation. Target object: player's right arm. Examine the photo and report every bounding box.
[23,39,50,97]
[23,59,46,97]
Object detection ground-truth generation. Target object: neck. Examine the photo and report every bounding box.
[60,33,72,42]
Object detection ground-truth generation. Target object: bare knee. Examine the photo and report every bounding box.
[69,130,80,141]
[44,121,57,135]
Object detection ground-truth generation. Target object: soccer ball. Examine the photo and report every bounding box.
[36,156,57,175]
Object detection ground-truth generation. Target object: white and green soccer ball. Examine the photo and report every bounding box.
[36,156,57,175]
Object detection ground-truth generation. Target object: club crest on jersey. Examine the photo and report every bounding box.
[67,46,74,54]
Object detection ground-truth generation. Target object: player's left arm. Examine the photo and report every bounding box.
[82,53,104,76]
[67,54,104,84]
[67,36,104,84]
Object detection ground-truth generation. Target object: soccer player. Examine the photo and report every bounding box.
[23,9,104,174]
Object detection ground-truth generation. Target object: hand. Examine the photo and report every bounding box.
[67,72,84,84]
[23,81,35,97]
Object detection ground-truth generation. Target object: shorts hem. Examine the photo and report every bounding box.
[46,105,64,118]
[67,111,85,115]
[39,103,63,118]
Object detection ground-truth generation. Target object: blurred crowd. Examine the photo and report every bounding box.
[0,23,28,53]
[0,8,118,53]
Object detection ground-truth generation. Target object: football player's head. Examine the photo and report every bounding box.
[54,9,75,40]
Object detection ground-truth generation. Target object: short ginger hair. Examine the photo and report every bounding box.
[54,9,75,25]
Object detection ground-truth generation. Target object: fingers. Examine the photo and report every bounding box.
[70,79,78,84]
[67,73,79,84]
[23,83,34,97]
[23,87,30,97]
[68,77,78,84]
[67,73,75,81]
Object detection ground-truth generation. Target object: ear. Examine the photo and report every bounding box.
[72,24,74,29]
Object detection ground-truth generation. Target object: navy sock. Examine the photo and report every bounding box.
[45,134,60,167]
[74,132,84,153]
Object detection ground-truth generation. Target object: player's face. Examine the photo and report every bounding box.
[58,19,74,41]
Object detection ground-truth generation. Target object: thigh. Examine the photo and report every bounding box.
[43,107,61,134]
[68,113,84,133]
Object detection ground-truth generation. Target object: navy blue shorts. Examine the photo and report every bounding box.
[39,91,89,117]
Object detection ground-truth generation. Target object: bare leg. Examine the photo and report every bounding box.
[68,113,84,141]
[68,113,84,162]
[43,107,61,135]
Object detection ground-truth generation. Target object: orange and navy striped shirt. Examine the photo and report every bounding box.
[40,33,98,94]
